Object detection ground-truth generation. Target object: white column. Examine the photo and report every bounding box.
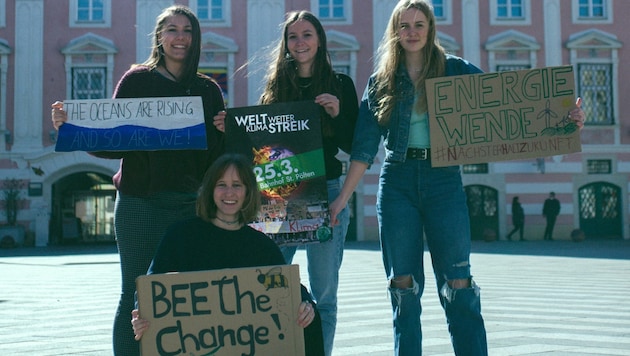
[371,0,396,69]
[13,0,44,151]
[461,0,481,67]
[0,42,9,148]
[246,0,285,105]
[544,0,562,67]
[136,0,173,63]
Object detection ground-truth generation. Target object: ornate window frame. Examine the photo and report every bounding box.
[199,31,238,106]
[311,0,353,25]
[0,0,5,27]
[69,0,112,28]
[485,30,539,71]
[190,0,232,27]
[432,0,453,25]
[61,33,118,99]
[572,0,612,24]
[326,30,359,81]
[489,0,531,26]
[567,29,621,128]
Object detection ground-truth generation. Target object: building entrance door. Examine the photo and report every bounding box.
[465,185,499,241]
[579,182,622,239]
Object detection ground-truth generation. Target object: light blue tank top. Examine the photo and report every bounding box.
[408,97,430,148]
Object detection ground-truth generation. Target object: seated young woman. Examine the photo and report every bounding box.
[131,153,324,355]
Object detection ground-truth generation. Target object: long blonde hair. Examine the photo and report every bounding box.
[373,0,446,125]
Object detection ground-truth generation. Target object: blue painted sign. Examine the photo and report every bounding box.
[55,97,207,152]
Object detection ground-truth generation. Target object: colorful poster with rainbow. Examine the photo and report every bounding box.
[225,101,331,246]
[55,97,207,152]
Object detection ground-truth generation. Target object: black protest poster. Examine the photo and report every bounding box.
[225,101,331,246]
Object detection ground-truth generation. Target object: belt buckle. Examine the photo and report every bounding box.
[419,148,428,160]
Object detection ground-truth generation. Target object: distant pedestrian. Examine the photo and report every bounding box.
[507,196,524,241]
[542,192,560,240]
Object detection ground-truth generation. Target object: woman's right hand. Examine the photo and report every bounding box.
[131,309,149,341]
[329,196,348,227]
[213,110,227,132]
[51,101,67,130]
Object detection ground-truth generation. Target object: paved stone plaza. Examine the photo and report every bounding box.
[1,239,629,355]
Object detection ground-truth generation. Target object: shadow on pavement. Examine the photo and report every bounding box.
[344,238,630,260]
[1,238,629,260]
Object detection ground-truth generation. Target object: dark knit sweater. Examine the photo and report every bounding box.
[91,66,225,196]
[146,217,325,356]
[147,218,286,274]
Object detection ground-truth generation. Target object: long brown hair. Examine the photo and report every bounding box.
[373,0,446,125]
[259,10,340,136]
[139,5,202,88]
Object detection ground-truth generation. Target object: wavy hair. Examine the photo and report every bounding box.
[259,11,340,136]
[373,0,446,125]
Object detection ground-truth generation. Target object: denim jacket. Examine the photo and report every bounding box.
[350,55,483,165]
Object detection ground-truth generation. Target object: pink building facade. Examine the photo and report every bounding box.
[0,0,627,246]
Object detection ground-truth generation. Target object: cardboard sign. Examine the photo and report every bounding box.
[225,101,331,246]
[55,97,207,151]
[426,65,582,167]
[136,265,305,356]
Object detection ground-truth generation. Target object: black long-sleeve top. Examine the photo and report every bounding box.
[295,73,359,180]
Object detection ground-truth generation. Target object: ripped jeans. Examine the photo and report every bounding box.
[377,159,488,355]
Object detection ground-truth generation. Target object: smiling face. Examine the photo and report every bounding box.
[398,8,429,58]
[158,14,192,64]
[286,19,320,76]
[213,165,247,222]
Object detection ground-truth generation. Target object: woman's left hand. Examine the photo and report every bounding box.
[315,93,340,118]
[297,301,316,328]
[570,97,585,130]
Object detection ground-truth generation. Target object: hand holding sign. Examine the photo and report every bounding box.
[135,266,306,356]
[54,97,208,152]
[426,65,582,167]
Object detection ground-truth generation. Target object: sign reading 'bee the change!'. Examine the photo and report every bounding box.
[135,265,304,356]
[225,101,331,246]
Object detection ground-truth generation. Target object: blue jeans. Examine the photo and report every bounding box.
[377,159,487,356]
[282,178,349,356]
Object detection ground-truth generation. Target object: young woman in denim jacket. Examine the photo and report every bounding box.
[329,1,584,355]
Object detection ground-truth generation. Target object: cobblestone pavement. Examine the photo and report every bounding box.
[1,239,629,355]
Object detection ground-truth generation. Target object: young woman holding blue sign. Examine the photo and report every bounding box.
[328,1,585,355]
[52,5,226,355]
[260,11,358,356]
[131,153,324,355]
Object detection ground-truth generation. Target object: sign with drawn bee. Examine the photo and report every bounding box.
[136,264,304,356]
[225,101,332,246]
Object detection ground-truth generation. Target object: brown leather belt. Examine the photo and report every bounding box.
[406,147,430,160]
